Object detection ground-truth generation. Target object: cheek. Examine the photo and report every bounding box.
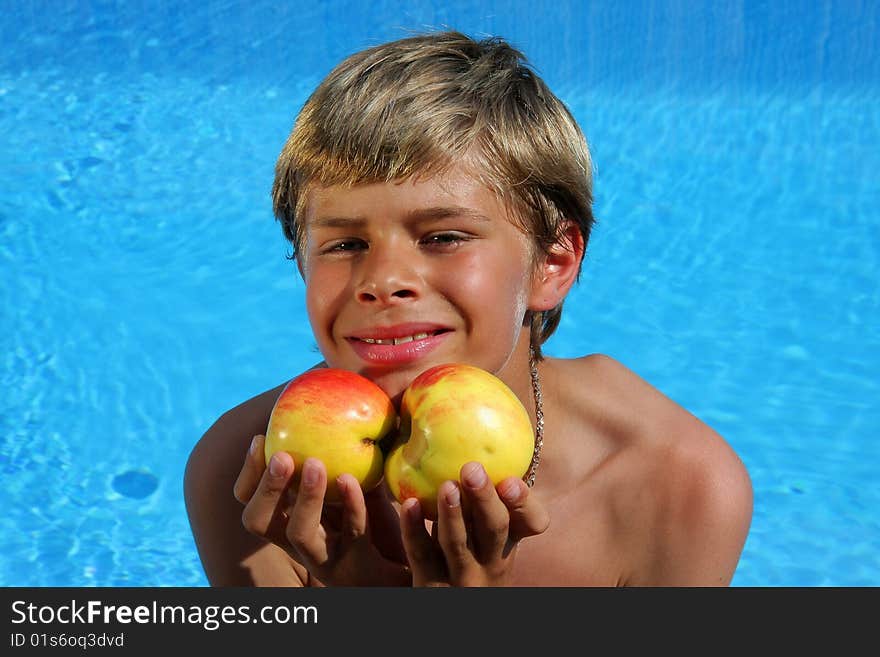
[440,250,531,325]
[304,267,349,334]
[438,254,492,296]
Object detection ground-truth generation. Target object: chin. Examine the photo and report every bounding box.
[361,370,414,408]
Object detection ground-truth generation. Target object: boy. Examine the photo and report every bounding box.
[184,31,752,586]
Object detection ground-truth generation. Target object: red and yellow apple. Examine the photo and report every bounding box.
[264,368,397,503]
[383,363,535,519]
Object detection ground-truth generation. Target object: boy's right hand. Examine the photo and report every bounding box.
[233,435,412,587]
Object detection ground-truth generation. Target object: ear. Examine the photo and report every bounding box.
[528,222,585,312]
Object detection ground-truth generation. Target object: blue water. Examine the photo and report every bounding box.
[1,1,878,587]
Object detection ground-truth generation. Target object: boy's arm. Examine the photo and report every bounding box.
[634,420,753,586]
[581,355,753,587]
[184,384,310,586]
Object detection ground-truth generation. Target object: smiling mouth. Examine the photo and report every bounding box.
[355,329,451,346]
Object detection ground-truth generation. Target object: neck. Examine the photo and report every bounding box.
[494,333,545,486]
[495,334,536,408]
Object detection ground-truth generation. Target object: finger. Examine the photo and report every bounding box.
[400,498,445,586]
[336,473,368,541]
[460,462,510,562]
[497,477,551,543]
[365,483,406,564]
[240,450,296,544]
[233,435,267,504]
[435,480,473,581]
[286,457,331,566]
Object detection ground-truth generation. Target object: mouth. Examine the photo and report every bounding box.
[346,326,453,365]
[353,329,451,346]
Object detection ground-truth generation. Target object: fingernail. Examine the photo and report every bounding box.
[405,498,422,522]
[498,479,522,504]
[462,462,487,489]
[444,482,461,508]
[268,453,286,478]
[302,458,319,487]
[249,435,260,456]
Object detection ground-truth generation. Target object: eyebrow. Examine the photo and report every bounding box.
[405,206,492,223]
[309,216,367,229]
[309,206,491,229]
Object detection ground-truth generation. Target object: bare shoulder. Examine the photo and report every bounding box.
[185,362,328,525]
[185,381,287,490]
[549,353,712,433]
[183,379,303,586]
[544,354,753,586]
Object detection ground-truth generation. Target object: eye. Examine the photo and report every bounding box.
[322,238,367,254]
[421,232,471,250]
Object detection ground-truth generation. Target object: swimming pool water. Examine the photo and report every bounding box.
[2,1,878,586]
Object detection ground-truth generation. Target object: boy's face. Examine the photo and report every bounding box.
[298,165,541,402]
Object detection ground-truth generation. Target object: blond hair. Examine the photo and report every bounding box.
[272,30,594,357]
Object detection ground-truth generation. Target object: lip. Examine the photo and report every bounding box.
[346,323,453,366]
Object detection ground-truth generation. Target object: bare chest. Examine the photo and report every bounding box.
[507,495,625,587]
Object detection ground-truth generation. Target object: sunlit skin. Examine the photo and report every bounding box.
[298,165,544,406]
[185,164,752,587]
[246,164,560,584]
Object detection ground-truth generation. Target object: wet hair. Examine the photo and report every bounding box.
[272,30,594,357]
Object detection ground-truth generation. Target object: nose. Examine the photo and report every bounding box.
[355,247,421,305]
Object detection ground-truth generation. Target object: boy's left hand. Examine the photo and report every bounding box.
[399,462,550,586]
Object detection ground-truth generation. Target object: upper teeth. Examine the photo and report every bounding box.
[361,332,430,345]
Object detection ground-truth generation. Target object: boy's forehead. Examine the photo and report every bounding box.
[302,166,508,221]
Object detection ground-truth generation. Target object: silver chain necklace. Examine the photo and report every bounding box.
[525,346,544,487]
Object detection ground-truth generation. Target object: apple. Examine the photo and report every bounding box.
[264,368,397,503]
[384,363,535,519]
